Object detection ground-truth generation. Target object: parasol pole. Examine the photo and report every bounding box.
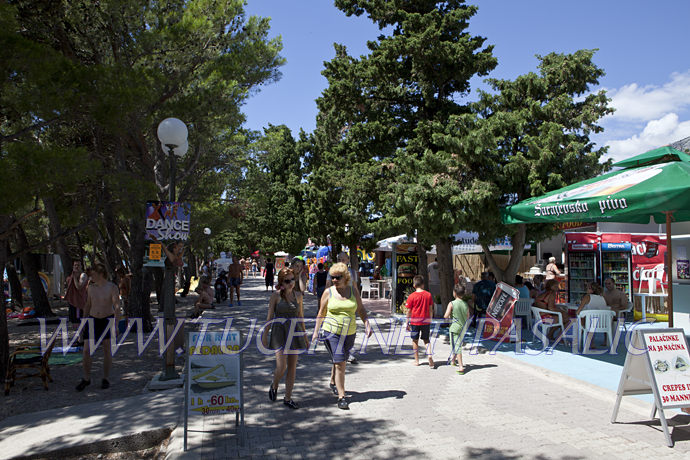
[665,211,674,327]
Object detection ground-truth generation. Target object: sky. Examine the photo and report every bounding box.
[242,0,690,162]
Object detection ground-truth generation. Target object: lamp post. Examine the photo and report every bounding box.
[157,117,188,381]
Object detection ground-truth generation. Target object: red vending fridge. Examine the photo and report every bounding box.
[600,233,632,302]
[566,233,599,304]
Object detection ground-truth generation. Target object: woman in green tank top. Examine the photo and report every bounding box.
[444,284,469,374]
[312,262,372,410]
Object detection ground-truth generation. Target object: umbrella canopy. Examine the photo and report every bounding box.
[612,146,690,169]
[274,251,289,257]
[502,160,690,225]
[374,234,416,252]
[316,246,331,258]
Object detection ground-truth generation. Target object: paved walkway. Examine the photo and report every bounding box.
[166,278,690,459]
[0,390,181,458]
[2,277,689,459]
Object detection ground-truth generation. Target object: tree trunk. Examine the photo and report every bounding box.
[418,244,428,286]
[15,226,53,317]
[101,186,121,277]
[43,196,72,278]
[6,261,23,309]
[75,231,86,266]
[348,239,360,290]
[436,237,454,310]
[482,224,527,284]
[127,217,152,332]
[0,216,12,385]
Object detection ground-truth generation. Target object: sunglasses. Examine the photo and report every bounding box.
[331,275,343,281]
[283,278,295,284]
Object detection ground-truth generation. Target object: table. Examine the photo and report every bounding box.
[632,293,668,321]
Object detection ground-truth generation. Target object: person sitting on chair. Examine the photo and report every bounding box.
[603,277,628,316]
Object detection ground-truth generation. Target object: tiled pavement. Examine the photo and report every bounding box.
[166,278,690,459]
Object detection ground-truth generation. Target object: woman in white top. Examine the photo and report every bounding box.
[575,282,608,317]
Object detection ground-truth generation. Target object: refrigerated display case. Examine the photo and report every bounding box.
[566,233,598,304]
[601,245,632,302]
[568,252,597,304]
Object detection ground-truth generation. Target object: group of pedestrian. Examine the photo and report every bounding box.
[264,250,477,411]
[264,250,372,411]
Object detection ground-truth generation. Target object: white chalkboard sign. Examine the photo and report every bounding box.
[611,328,690,447]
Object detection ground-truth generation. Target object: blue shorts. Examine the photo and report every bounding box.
[321,332,356,364]
[410,324,430,341]
[229,277,241,287]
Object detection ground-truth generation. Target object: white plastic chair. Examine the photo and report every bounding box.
[638,267,665,294]
[360,278,378,300]
[617,301,634,332]
[530,307,565,342]
[577,309,615,350]
[382,279,393,299]
[513,298,533,329]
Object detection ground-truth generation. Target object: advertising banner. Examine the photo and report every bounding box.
[145,201,191,242]
[186,330,242,416]
[631,234,667,292]
[481,282,519,341]
[642,330,690,408]
[612,328,690,447]
[396,243,418,312]
[275,257,286,271]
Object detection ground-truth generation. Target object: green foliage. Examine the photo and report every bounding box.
[322,0,497,248]
[1,0,284,258]
[450,50,613,246]
[217,125,307,256]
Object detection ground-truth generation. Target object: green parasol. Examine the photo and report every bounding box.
[612,146,690,168]
[501,160,690,225]
[501,152,690,327]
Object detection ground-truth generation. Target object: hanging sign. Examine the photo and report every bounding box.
[145,201,191,241]
[611,328,690,447]
[149,243,162,261]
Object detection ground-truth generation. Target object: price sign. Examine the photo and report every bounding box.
[612,328,690,447]
[149,243,162,261]
[184,329,244,451]
[642,330,690,407]
[186,330,242,415]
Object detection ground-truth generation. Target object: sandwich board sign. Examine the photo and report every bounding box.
[481,282,519,342]
[611,328,690,447]
[184,330,244,451]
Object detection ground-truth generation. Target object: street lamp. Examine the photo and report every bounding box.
[157,117,188,381]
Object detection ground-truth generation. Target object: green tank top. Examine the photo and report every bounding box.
[449,298,469,335]
[323,286,357,336]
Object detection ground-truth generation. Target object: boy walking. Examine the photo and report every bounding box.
[405,275,435,367]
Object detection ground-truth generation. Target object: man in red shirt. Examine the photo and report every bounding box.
[405,275,434,367]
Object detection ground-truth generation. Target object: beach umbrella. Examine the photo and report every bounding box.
[316,246,331,259]
[501,149,690,327]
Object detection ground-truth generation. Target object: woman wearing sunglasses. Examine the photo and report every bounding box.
[312,262,372,410]
[264,268,308,409]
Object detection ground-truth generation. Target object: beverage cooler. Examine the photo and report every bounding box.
[566,233,598,304]
[600,234,632,302]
